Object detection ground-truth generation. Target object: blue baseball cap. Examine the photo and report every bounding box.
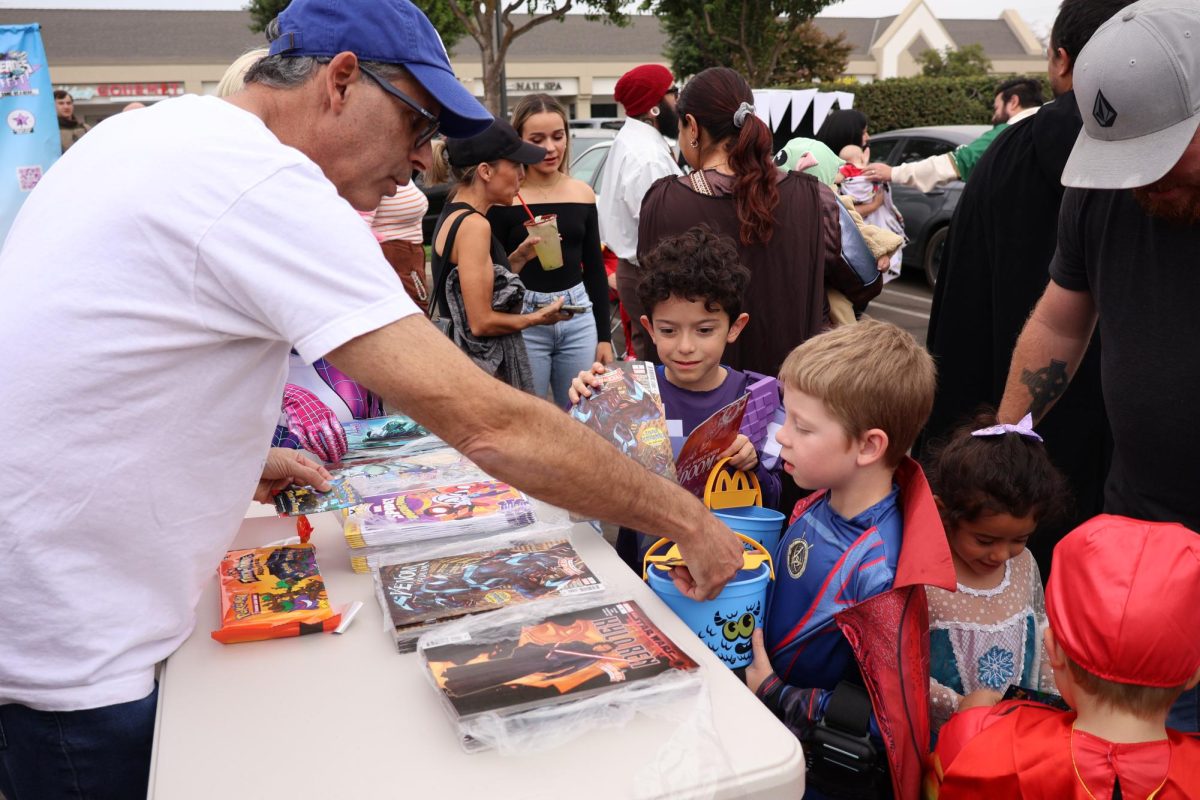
[267,0,493,138]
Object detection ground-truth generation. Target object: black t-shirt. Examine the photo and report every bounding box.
[1050,187,1200,530]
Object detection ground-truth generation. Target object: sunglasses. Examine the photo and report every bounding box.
[359,65,440,149]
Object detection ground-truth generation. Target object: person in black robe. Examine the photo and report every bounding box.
[915,0,1130,578]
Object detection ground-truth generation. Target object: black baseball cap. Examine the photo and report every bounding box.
[446,120,546,168]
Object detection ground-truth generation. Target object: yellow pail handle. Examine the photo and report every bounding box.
[703,456,763,510]
[643,532,774,581]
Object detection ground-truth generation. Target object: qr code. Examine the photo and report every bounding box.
[16,165,43,192]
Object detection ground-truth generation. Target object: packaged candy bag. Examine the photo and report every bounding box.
[211,544,341,644]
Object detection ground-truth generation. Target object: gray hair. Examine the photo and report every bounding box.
[244,16,410,89]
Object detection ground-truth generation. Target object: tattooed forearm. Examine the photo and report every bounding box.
[1020,359,1069,420]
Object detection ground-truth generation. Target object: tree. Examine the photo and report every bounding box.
[443,1,628,115]
[654,0,849,87]
[244,0,468,58]
[916,43,992,78]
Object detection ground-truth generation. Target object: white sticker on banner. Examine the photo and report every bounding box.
[811,93,839,137]
[789,89,817,132]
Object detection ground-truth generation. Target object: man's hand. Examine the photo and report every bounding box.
[254,447,334,504]
[281,384,348,463]
[669,513,744,601]
[720,434,758,472]
[567,361,608,405]
[746,630,775,694]
[957,688,1003,712]
[862,162,892,182]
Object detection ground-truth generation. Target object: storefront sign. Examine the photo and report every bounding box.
[505,78,578,95]
[54,82,185,102]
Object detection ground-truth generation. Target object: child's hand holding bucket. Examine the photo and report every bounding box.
[745,630,775,694]
[720,433,758,472]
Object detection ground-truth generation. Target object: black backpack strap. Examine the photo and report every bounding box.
[429,207,476,320]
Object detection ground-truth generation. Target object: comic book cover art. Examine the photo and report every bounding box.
[343,480,536,548]
[273,478,362,516]
[211,544,340,644]
[273,449,485,516]
[674,392,749,498]
[423,601,698,719]
[569,361,676,481]
[342,415,431,450]
[378,539,603,650]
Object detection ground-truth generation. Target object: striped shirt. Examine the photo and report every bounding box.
[370,181,428,244]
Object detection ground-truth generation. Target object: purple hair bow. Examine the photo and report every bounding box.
[971,413,1043,443]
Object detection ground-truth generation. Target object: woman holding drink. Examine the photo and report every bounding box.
[428,120,570,392]
[488,94,614,406]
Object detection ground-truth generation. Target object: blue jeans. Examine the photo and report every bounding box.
[1168,684,1199,733]
[522,282,599,407]
[0,684,157,800]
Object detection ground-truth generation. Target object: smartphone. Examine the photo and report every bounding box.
[561,304,589,314]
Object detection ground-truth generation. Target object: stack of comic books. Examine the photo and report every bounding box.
[343,479,537,553]
[569,361,676,482]
[273,448,486,517]
[372,537,604,652]
[418,600,701,752]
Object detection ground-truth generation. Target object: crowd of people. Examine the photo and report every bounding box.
[2,0,1199,797]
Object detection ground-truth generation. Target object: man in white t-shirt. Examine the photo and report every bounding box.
[597,63,683,361]
[0,2,743,796]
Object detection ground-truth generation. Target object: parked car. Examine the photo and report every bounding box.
[570,140,612,195]
[568,117,623,131]
[867,124,991,287]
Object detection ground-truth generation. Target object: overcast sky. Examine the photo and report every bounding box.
[0,0,1062,36]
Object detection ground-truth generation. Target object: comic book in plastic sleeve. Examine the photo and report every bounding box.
[372,536,604,652]
[342,480,536,549]
[568,360,676,481]
[674,392,749,498]
[211,544,341,644]
[418,598,701,752]
[342,414,431,449]
[273,448,486,517]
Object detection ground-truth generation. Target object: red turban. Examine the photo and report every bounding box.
[614,64,674,118]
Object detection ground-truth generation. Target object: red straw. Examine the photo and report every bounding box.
[516,193,536,222]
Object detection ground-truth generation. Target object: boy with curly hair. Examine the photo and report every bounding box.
[746,320,956,799]
[570,225,781,567]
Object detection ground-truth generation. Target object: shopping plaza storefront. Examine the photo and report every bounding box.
[1,1,1042,127]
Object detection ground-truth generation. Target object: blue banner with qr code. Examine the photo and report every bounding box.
[0,24,60,245]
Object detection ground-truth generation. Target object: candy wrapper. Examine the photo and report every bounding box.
[211,544,341,644]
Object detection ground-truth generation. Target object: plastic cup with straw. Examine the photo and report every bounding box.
[518,193,564,270]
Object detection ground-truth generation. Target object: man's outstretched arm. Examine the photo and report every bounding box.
[327,314,743,600]
[998,281,1098,424]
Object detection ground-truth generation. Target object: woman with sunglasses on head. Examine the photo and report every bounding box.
[487,94,614,407]
[427,120,571,392]
[638,67,880,378]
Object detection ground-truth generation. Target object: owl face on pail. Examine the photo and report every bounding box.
[705,601,761,668]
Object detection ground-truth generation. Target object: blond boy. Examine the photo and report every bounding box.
[746,319,956,800]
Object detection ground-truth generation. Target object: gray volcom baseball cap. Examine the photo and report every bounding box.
[1062,0,1200,189]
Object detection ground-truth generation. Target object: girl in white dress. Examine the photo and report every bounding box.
[923,411,1069,735]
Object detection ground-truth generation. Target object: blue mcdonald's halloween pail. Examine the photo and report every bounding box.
[643,535,773,669]
[712,505,787,554]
